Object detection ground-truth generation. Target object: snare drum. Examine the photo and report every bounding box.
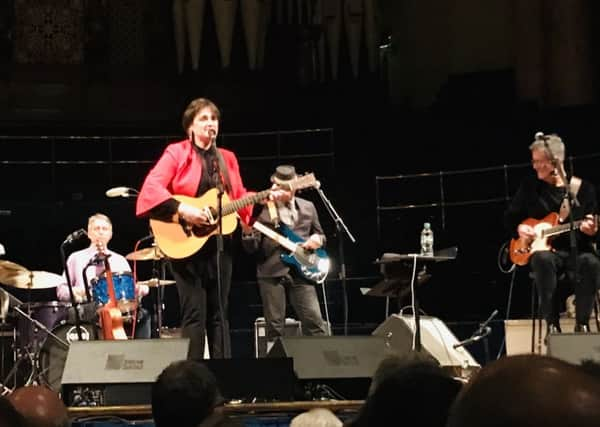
[39,321,97,392]
[91,271,137,312]
[16,301,71,351]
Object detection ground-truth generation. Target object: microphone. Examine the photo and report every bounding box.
[476,309,498,335]
[106,187,137,198]
[63,229,88,244]
[208,130,218,152]
[453,326,491,349]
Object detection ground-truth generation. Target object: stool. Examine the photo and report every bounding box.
[530,271,600,353]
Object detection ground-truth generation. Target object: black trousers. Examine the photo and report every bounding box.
[530,250,600,327]
[258,272,328,341]
[169,239,232,360]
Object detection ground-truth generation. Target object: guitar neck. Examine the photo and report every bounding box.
[252,221,298,252]
[223,190,271,216]
[543,219,584,237]
[207,172,319,217]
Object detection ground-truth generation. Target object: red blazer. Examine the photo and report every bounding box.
[135,138,254,225]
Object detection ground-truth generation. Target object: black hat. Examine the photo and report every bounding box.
[271,165,297,185]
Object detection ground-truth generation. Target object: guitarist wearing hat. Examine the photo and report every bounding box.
[503,132,600,336]
[241,165,329,352]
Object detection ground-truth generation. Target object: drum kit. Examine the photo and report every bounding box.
[0,243,175,394]
[0,260,71,394]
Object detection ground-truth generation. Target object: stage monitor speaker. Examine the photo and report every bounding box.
[61,338,190,406]
[547,332,600,365]
[267,335,386,379]
[372,314,480,370]
[266,335,387,399]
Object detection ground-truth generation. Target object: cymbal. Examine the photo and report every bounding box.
[0,260,27,274]
[126,246,165,261]
[137,278,176,287]
[0,260,62,289]
[0,270,63,289]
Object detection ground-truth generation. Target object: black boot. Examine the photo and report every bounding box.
[574,323,590,333]
[544,322,561,345]
[547,322,562,334]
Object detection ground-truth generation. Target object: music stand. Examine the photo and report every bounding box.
[374,247,457,352]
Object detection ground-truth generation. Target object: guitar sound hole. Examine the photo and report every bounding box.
[192,224,217,237]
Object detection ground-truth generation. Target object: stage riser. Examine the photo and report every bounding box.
[503,318,594,355]
[547,332,600,364]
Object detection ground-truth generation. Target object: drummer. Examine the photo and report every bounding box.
[56,213,151,338]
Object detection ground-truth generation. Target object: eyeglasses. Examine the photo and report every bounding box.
[531,159,551,166]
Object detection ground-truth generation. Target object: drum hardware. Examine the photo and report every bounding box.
[126,237,174,338]
[136,278,176,287]
[14,301,71,347]
[0,304,70,393]
[125,245,165,261]
[148,253,171,339]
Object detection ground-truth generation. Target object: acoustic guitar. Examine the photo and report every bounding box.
[509,212,596,266]
[150,173,319,259]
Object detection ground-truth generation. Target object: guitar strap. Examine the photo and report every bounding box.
[215,149,232,193]
[559,176,582,221]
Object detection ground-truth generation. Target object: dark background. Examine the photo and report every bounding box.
[1,0,600,364]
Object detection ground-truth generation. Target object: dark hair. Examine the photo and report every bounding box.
[446,354,600,427]
[151,360,223,427]
[8,386,69,427]
[348,352,462,427]
[181,98,220,133]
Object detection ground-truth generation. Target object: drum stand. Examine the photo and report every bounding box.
[152,259,168,338]
[0,305,69,394]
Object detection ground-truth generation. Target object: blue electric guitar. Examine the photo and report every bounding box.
[252,221,330,284]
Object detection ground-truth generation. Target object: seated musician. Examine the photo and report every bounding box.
[56,213,151,338]
[503,132,600,336]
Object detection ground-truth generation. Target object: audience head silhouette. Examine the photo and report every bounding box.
[346,351,462,427]
[447,354,600,427]
[0,395,27,427]
[152,359,224,427]
[7,385,69,427]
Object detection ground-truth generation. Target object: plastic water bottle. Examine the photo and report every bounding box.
[420,222,434,256]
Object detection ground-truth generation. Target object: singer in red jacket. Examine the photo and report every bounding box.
[136,97,255,359]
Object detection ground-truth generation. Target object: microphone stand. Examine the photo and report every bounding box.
[82,260,101,338]
[314,183,356,336]
[543,139,579,285]
[453,309,497,363]
[211,139,230,358]
[60,243,84,341]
